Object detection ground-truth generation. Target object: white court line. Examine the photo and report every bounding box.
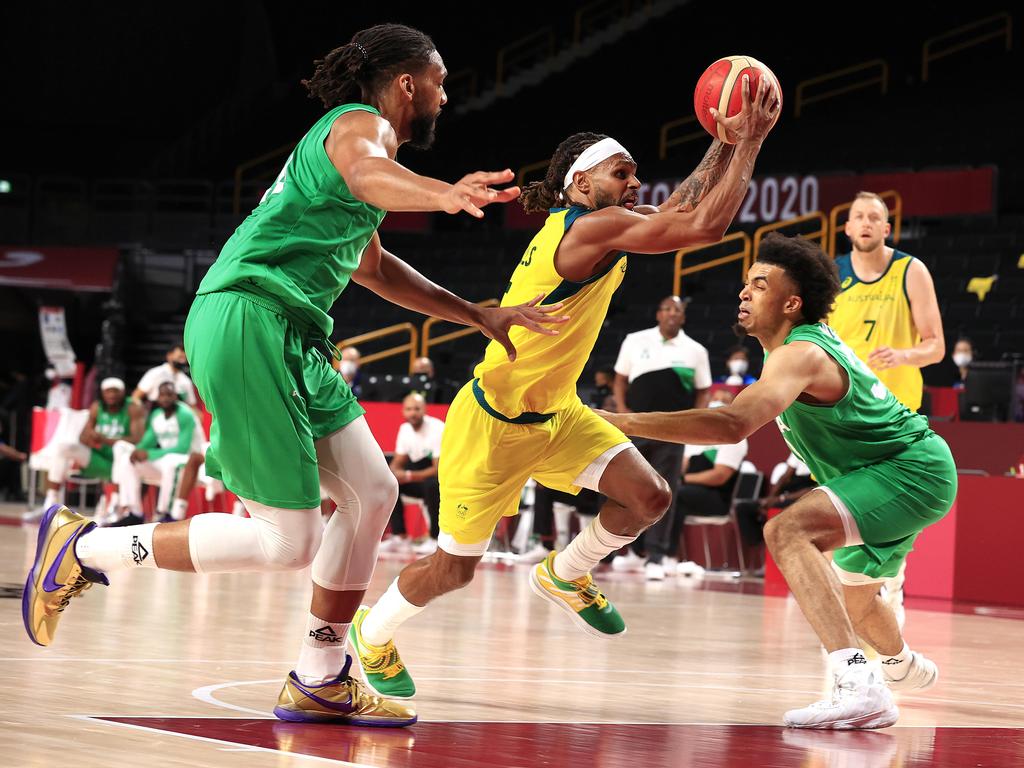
[69,715,379,767]
[192,679,277,717]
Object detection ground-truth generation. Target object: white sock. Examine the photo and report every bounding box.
[360,579,424,646]
[553,515,637,581]
[880,642,912,678]
[171,498,189,521]
[43,489,61,508]
[296,613,350,686]
[75,523,159,573]
[829,647,873,684]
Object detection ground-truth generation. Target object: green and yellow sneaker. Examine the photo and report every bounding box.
[348,606,416,699]
[529,551,625,638]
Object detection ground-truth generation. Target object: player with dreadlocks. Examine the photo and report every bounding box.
[350,74,781,704]
[24,23,564,727]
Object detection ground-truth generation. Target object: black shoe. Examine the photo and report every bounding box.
[156,513,176,523]
[109,512,144,527]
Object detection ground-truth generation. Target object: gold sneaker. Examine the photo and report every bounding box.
[273,655,417,727]
[23,505,108,647]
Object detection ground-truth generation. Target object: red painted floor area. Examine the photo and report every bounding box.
[95,718,1024,767]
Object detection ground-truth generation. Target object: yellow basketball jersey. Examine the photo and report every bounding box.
[828,250,922,411]
[474,206,627,418]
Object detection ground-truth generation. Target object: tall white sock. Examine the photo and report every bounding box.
[553,515,637,581]
[296,613,350,686]
[360,579,424,646]
[75,523,159,573]
[43,489,61,509]
[829,647,873,684]
[879,641,912,678]
[171,498,189,521]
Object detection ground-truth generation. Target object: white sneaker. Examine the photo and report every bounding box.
[676,560,706,577]
[411,537,437,556]
[784,667,899,729]
[645,561,665,581]
[611,550,644,573]
[517,543,552,565]
[663,556,679,574]
[378,536,411,553]
[882,651,938,692]
[22,505,50,523]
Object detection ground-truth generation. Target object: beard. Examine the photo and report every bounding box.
[408,110,439,150]
[853,235,883,253]
[732,322,747,338]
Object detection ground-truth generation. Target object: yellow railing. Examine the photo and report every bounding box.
[496,28,555,95]
[659,116,706,160]
[573,0,630,44]
[923,12,1013,81]
[232,141,293,216]
[827,190,903,257]
[673,232,752,298]
[794,59,888,118]
[516,159,550,188]
[422,299,500,358]
[336,323,419,372]
[753,212,828,257]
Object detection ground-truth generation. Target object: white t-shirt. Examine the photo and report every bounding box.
[149,403,205,453]
[136,363,197,406]
[614,327,712,387]
[684,439,749,471]
[394,415,445,464]
[786,452,812,477]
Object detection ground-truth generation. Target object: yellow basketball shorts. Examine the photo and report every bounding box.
[438,381,629,546]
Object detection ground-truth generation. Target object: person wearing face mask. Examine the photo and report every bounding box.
[132,343,197,407]
[951,338,973,389]
[337,345,363,398]
[721,345,757,386]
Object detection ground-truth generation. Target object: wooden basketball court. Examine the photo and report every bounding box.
[2,508,1022,767]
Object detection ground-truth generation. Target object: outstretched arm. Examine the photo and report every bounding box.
[326,110,519,218]
[352,233,568,361]
[867,258,945,370]
[660,140,736,213]
[599,344,815,445]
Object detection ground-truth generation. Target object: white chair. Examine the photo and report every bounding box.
[684,471,763,574]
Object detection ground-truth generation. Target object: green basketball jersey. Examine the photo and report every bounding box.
[197,103,386,337]
[773,323,931,484]
[94,404,130,441]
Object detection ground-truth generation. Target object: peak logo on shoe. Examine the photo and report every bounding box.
[131,536,149,565]
[847,652,868,666]
[310,625,345,643]
[881,657,904,665]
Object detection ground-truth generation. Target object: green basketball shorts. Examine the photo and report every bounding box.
[184,290,364,509]
[828,433,957,581]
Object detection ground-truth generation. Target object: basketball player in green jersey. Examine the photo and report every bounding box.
[600,234,955,729]
[23,24,563,727]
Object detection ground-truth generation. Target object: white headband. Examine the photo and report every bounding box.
[563,137,633,189]
[100,377,125,391]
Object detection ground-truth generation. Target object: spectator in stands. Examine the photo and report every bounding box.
[339,345,363,397]
[409,355,449,403]
[720,345,757,386]
[27,378,145,522]
[133,343,196,407]
[828,192,944,413]
[613,294,711,580]
[381,393,443,555]
[109,382,205,525]
[589,366,616,410]
[734,452,816,552]
[649,388,748,579]
[951,337,974,389]
[411,357,434,378]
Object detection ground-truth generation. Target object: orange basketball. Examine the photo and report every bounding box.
[694,55,781,143]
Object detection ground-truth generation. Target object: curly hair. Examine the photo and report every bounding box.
[518,132,607,213]
[303,24,436,108]
[755,233,840,324]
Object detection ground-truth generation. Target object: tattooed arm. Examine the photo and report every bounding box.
[658,140,736,213]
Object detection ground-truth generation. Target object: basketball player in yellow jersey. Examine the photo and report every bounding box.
[828,192,944,412]
[349,74,781,700]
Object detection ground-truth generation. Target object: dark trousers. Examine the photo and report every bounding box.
[533,483,602,542]
[388,475,440,539]
[631,437,685,562]
[648,482,728,563]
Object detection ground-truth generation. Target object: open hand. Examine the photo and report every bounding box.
[444,169,522,218]
[710,72,781,145]
[476,294,569,361]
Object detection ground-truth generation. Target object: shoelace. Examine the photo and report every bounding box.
[573,575,609,610]
[57,575,94,613]
[364,641,406,679]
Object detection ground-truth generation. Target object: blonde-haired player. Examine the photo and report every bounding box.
[349,74,780,700]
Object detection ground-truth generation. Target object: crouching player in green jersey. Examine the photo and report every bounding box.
[23,23,564,727]
[600,233,955,730]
